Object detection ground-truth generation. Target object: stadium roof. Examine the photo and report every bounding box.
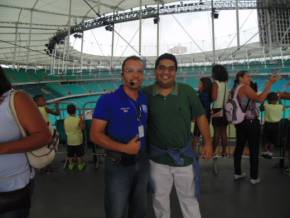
[1,0,289,68]
[0,0,178,67]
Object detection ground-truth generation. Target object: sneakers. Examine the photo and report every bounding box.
[234,172,261,184]
[68,163,75,171]
[234,172,246,180]
[213,154,219,160]
[78,163,86,171]
[261,151,273,159]
[68,162,86,171]
[284,168,290,176]
[250,178,261,185]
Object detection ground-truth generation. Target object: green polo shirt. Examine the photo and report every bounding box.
[144,83,205,166]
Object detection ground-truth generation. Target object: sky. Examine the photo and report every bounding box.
[70,9,259,57]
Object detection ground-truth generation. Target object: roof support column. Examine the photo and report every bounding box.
[26,10,33,69]
[110,12,115,71]
[263,47,267,68]
[231,52,234,70]
[13,24,19,69]
[51,45,56,75]
[211,0,216,64]
[280,47,284,68]
[139,0,142,56]
[156,2,160,57]
[246,48,249,69]
[236,0,240,48]
[65,0,72,74]
[266,8,273,60]
[61,39,66,74]
[13,9,22,69]
[80,32,84,74]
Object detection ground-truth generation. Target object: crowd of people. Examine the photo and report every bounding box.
[0,53,289,218]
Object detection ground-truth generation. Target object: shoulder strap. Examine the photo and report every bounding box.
[233,85,243,99]
[9,90,27,137]
[244,98,251,112]
[222,83,227,106]
[233,85,251,112]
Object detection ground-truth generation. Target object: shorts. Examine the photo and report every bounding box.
[67,145,85,158]
[263,122,280,147]
[211,108,228,127]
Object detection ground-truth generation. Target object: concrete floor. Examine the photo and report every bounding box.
[29,153,290,218]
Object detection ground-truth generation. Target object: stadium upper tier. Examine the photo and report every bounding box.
[5,60,290,85]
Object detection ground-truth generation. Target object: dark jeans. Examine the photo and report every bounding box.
[0,181,33,218]
[287,121,290,166]
[104,157,149,218]
[234,119,261,179]
[0,209,29,218]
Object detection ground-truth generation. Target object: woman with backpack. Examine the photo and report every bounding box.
[232,71,279,185]
[0,66,52,217]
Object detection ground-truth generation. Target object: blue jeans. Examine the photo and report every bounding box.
[104,158,149,218]
[0,208,29,218]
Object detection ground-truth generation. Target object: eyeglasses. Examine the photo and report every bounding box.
[157,65,176,73]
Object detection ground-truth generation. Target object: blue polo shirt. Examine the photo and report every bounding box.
[93,85,148,151]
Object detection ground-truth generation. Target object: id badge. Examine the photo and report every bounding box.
[138,125,144,138]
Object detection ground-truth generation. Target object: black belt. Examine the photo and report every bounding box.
[106,149,148,166]
[106,150,137,166]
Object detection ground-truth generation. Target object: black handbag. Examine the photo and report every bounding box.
[0,182,32,213]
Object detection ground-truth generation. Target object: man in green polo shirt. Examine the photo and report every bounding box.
[144,53,213,218]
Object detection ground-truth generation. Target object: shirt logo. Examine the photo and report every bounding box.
[141,105,148,113]
[120,107,130,113]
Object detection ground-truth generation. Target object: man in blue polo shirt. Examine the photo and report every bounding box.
[90,56,148,218]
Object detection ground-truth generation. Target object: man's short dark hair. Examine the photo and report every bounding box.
[267,92,278,103]
[121,56,144,73]
[155,53,178,70]
[0,66,12,96]
[33,94,44,102]
[67,104,76,115]
[212,64,228,81]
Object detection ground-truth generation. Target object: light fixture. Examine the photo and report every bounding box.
[105,25,113,31]
[212,9,219,19]
[153,16,159,24]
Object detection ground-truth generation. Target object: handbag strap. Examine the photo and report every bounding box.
[234,85,250,113]
[222,83,227,107]
[9,90,27,138]
[7,90,35,172]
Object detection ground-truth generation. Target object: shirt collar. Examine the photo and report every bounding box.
[117,85,143,102]
[152,83,178,96]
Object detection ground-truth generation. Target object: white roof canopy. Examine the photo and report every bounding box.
[0,0,176,67]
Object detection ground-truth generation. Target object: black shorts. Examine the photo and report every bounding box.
[211,108,228,127]
[67,145,85,158]
[263,122,280,147]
